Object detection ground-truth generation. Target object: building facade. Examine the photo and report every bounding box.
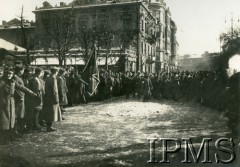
[0,18,36,50]
[32,0,178,73]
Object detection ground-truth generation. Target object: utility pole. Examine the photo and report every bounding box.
[19,6,30,65]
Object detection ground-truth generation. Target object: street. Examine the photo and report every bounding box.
[0,97,239,167]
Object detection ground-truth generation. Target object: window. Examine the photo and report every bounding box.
[123,18,131,31]
[144,43,146,54]
[145,22,147,33]
[79,19,87,30]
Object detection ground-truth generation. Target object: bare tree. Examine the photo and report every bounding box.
[77,26,96,63]
[40,4,75,66]
[77,24,115,70]
[17,6,31,65]
[113,29,138,71]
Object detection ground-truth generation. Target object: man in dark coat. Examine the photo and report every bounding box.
[226,72,240,136]
[66,71,77,106]
[142,73,153,102]
[136,72,143,99]
[57,68,68,120]
[0,68,36,143]
[23,66,34,131]
[14,65,27,135]
[29,67,45,130]
[43,67,62,132]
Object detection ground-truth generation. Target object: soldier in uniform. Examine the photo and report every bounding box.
[43,67,62,132]
[124,71,132,99]
[29,67,45,131]
[98,70,107,100]
[142,73,153,102]
[57,68,68,119]
[66,71,77,106]
[107,70,114,98]
[136,72,143,99]
[23,66,35,131]
[14,65,27,136]
[0,68,36,143]
[225,71,240,137]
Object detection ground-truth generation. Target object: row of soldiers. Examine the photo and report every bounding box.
[0,66,68,144]
[63,68,238,112]
[96,69,239,133]
[0,65,239,143]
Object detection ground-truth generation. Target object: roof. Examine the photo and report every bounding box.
[0,38,26,52]
[33,1,154,14]
[0,48,15,57]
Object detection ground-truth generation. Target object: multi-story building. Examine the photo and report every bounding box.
[0,18,36,49]
[32,0,178,72]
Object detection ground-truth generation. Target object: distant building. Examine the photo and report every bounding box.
[0,0,178,72]
[30,0,178,72]
[0,18,35,29]
[0,18,36,49]
[178,52,219,71]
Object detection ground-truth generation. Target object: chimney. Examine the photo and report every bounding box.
[2,20,6,25]
[60,2,66,7]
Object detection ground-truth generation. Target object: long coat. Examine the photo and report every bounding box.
[14,74,25,118]
[0,78,34,130]
[57,76,68,106]
[142,77,153,98]
[43,75,62,123]
[29,76,45,110]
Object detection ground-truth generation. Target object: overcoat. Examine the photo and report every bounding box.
[142,77,153,98]
[0,78,34,130]
[29,76,45,110]
[14,74,25,118]
[57,76,68,106]
[43,75,62,123]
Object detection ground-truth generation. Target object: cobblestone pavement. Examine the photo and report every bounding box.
[0,97,239,167]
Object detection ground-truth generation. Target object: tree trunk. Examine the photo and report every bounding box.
[105,53,109,71]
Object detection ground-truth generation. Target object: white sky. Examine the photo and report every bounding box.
[0,0,240,55]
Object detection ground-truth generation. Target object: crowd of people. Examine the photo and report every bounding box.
[0,65,239,144]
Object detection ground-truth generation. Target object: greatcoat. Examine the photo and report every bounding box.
[0,78,35,130]
[43,75,62,123]
[14,74,25,118]
[142,77,153,99]
[29,76,45,110]
[57,76,68,106]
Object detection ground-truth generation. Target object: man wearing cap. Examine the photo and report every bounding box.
[142,73,153,102]
[57,68,68,119]
[28,67,45,131]
[14,65,27,136]
[0,68,37,143]
[43,67,62,131]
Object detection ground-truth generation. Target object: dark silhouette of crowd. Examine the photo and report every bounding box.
[0,65,239,144]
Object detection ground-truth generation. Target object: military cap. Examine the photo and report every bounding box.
[44,70,51,75]
[58,68,66,74]
[35,67,43,74]
[15,65,25,71]
[4,66,14,73]
[50,66,59,72]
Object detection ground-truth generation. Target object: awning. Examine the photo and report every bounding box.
[30,57,85,65]
[98,57,119,65]
[30,56,120,66]
[0,38,26,52]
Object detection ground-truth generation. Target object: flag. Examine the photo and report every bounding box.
[82,46,100,96]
